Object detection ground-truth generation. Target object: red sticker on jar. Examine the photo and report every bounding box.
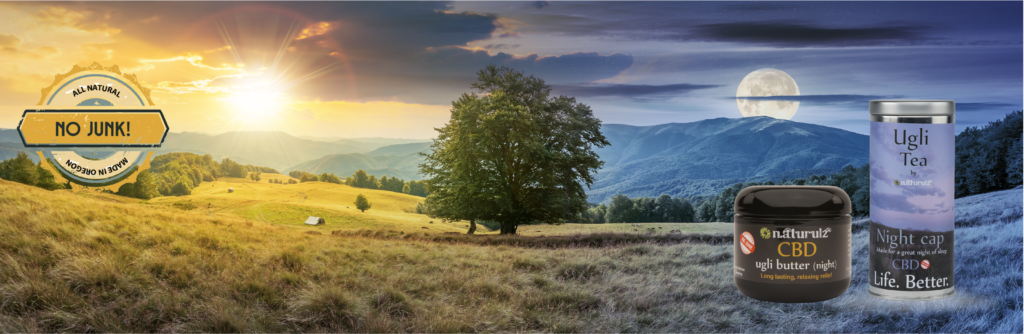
[921,259,931,269]
[740,231,755,255]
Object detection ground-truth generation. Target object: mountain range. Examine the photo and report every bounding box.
[283,142,432,181]
[585,116,868,202]
[0,116,868,201]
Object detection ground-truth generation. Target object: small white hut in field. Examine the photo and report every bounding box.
[304,216,325,226]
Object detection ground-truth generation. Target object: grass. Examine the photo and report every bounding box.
[0,179,1020,332]
[332,229,732,248]
[147,177,470,234]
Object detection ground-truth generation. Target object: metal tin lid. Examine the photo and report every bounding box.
[869,100,955,116]
[734,186,851,217]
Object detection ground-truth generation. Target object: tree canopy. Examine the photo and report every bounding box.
[421,64,609,234]
[354,194,372,212]
[599,194,694,224]
[954,110,1022,197]
[0,151,66,191]
[689,163,870,222]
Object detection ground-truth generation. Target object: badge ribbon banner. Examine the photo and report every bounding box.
[19,109,167,147]
[21,62,168,189]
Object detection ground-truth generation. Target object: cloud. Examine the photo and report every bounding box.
[956,102,1018,112]
[553,83,719,101]
[735,96,1022,116]
[416,48,633,84]
[531,1,551,9]
[295,21,336,41]
[734,94,903,109]
[722,3,792,11]
[34,46,59,56]
[481,44,519,50]
[4,2,637,107]
[0,33,20,47]
[29,6,84,26]
[688,22,928,47]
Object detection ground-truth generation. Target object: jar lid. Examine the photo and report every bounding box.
[734,186,850,217]
[869,99,955,116]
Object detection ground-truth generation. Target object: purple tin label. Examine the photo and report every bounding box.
[869,121,954,291]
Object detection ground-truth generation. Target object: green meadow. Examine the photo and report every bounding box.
[147,175,468,234]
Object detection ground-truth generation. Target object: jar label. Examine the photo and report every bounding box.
[869,121,955,291]
[734,220,851,284]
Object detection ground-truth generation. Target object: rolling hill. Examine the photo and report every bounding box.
[284,142,431,180]
[154,131,366,171]
[297,135,430,151]
[586,116,869,202]
[145,174,467,233]
[0,129,366,171]
[0,142,37,162]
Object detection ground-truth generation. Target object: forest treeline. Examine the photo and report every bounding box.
[691,163,870,223]
[119,153,279,198]
[588,163,869,224]
[0,152,68,190]
[286,169,429,197]
[579,194,695,224]
[287,170,343,184]
[954,110,1022,197]
[0,152,279,199]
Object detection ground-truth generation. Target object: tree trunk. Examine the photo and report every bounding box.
[499,221,518,235]
[467,219,477,234]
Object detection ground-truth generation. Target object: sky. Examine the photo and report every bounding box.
[0,1,1019,139]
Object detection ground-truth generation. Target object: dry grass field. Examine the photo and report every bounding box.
[0,179,1019,332]
[0,179,735,332]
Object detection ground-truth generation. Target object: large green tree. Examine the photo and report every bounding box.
[421,65,608,234]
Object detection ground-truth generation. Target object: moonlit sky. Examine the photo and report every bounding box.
[0,1,1019,138]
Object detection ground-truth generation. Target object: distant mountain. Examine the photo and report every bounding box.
[0,129,21,144]
[338,137,431,145]
[150,131,367,170]
[283,141,432,180]
[0,142,37,163]
[0,129,365,171]
[296,135,429,151]
[0,129,35,162]
[367,142,432,157]
[586,116,868,202]
[285,153,426,181]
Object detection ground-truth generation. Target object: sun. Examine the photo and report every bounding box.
[223,81,284,118]
[218,79,289,130]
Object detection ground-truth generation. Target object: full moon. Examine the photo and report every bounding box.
[735,68,800,120]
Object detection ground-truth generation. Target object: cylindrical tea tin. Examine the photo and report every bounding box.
[868,100,955,300]
[733,186,852,303]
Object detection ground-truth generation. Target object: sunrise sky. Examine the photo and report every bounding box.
[0,1,1020,139]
